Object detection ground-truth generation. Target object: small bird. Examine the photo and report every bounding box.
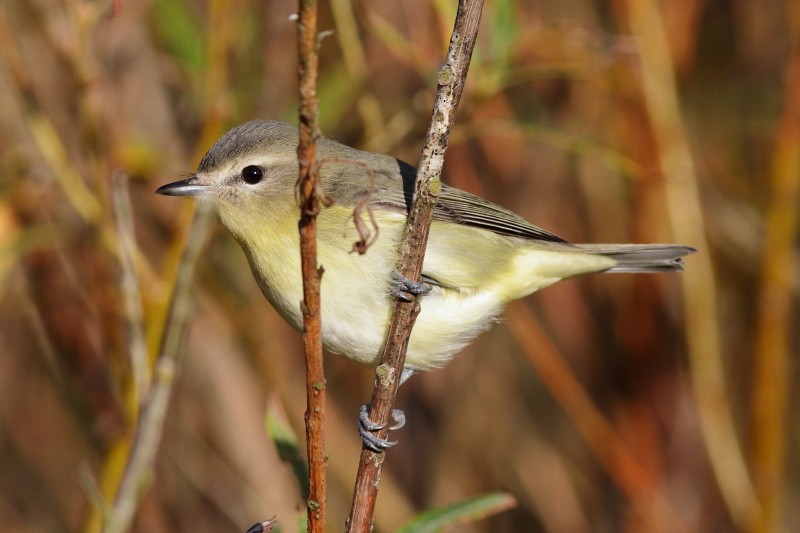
[157,120,694,449]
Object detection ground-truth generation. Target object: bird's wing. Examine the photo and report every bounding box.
[317,147,567,243]
[365,159,567,243]
[432,185,567,243]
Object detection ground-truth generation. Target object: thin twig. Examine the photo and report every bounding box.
[345,2,484,531]
[111,172,150,409]
[296,1,327,532]
[102,203,213,533]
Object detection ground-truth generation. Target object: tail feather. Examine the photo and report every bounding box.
[574,244,696,273]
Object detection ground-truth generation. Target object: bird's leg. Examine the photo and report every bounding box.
[358,368,416,451]
[358,406,405,451]
[391,271,432,302]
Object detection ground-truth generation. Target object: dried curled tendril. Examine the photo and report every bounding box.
[302,157,380,255]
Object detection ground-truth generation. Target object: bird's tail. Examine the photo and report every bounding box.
[574,244,696,273]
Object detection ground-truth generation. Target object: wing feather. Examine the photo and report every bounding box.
[365,158,566,243]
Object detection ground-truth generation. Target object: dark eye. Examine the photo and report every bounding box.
[242,165,263,184]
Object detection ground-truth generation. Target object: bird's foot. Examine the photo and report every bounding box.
[391,271,431,302]
[358,404,406,452]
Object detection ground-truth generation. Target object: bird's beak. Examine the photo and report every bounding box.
[155,176,211,197]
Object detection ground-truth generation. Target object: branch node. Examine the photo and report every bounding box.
[437,65,456,86]
[375,364,396,388]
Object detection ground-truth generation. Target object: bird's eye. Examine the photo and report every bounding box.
[242,165,263,184]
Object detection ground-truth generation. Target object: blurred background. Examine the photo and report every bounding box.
[1,0,798,531]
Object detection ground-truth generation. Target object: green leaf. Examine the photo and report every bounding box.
[150,0,206,70]
[397,492,517,533]
[266,402,308,497]
[296,510,307,533]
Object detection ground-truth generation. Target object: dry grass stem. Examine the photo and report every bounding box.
[748,4,800,531]
[111,172,150,409]
[507,303,689,532]
[624,0,759,527]
[103,204,213,533]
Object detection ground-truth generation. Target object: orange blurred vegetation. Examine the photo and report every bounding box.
[0,0,797,532]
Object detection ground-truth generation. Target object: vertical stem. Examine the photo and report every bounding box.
[103,203,213,533]
[345,2,484,531]
[296,1,327,531]
[111,172,151,410]
[749,3,800,531]
[623,0,759,528]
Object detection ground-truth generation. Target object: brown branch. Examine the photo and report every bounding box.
[345,1,484,531]
[296,1,327,532]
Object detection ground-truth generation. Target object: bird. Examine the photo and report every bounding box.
[156,120,694,449]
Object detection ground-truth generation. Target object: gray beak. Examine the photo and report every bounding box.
[155,177,210,197]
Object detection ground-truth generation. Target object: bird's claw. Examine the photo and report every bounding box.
[358,404,406,452]
[391,272,431,302]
